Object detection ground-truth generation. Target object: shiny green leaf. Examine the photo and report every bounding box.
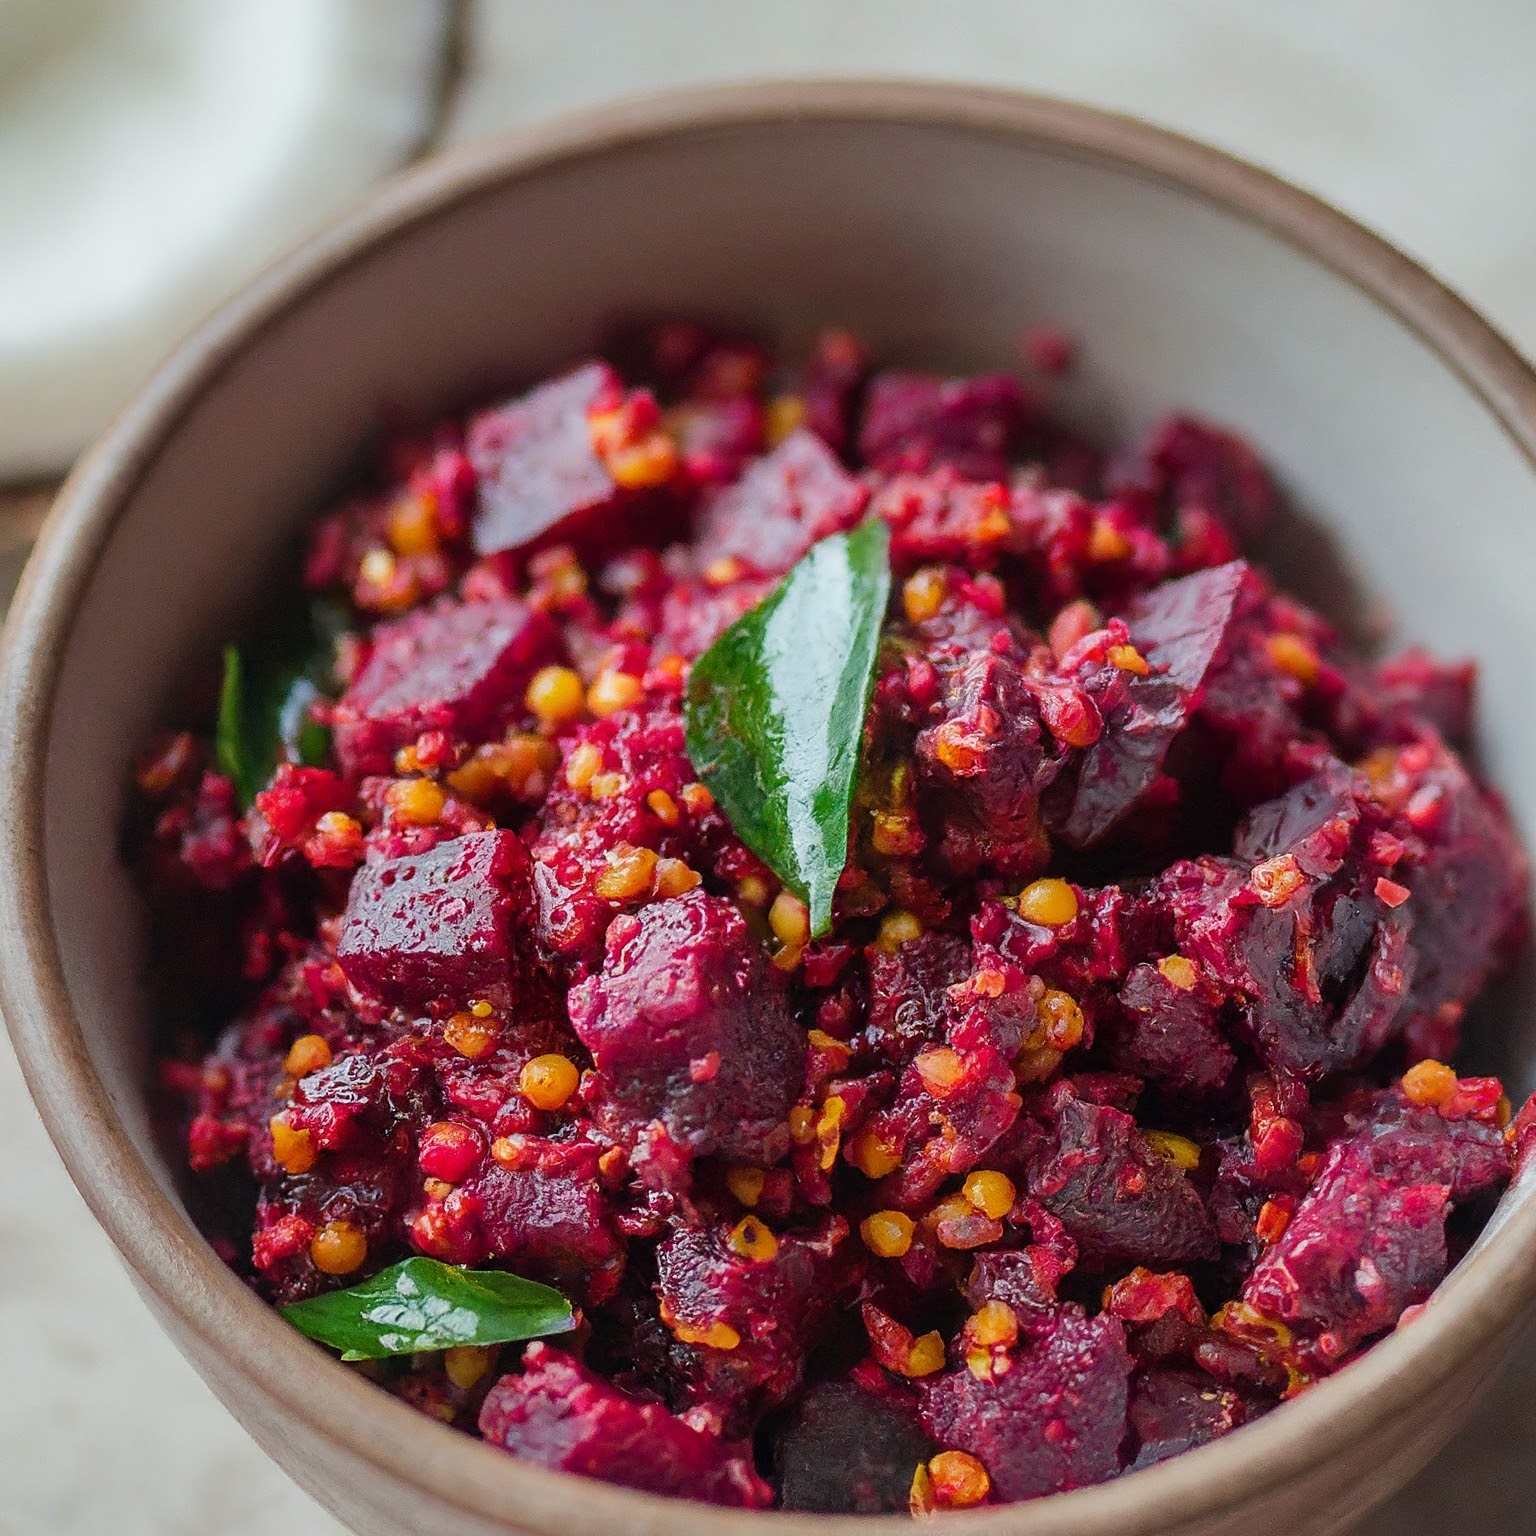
[683,520,891,937]
[215,599,344,805]
[280,1257,575,1362]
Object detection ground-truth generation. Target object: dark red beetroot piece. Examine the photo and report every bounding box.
[1238,1090,1510,1376]
[652,1215,856,1426]
[140,322,1533,1514]
[691,427,868,579]
[921,1304,1133,1501]
[1127,1367,1249,1469]
[336,830,534,1011]
[915,648,1058,879]
[567,890,805,1181]
[438,1136,627,1306]
[1025,1081,1218,1269]
[1106,414,1278,542]
[478,1343,772,1507]
[775,1378,937,1513]
[331,597,558,777]
[1154,761,1431,1079]
[1056,558,1249,847]
[1109,960,1235,1097]
[467,362,623,555]
[859,369,1032,482]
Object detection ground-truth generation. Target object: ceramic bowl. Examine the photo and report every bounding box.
[3,81,1535,1536]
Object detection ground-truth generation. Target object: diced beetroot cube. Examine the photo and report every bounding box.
[1314,1089,1511,1204]
[1106,414,1277,542]
[331,598,559,776]
[336,831,534,1011]
[1245,1154,1448,1373]
[858,931,971,1066]
[654,1215,857,1424]
[1057,559,1250,847]
[1026,1082,1217,1268]
[1184,856,1413,1080]
[691,429,868,579]
[1127,1367,1248,1469]
[915,649,1060,878]
[775,1378,935,1514]
[920,1304,1131,1500]
[859,370,1031,482]
[1157,763,1421,1079]
[1233,756,1363,873]
[478,1343,772,1507]
[1382,743,1530,1034]
[453,1136,625,1305]
[1239,1090,1510,1374]
[467,362,622,555]
[567,890,805,1176]
[1110,959,1235,1097]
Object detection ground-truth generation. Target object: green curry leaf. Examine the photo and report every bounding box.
[216,599,344,806]
[215,645,248,800]
[280,1257,576,1362]
[683,520,892,937]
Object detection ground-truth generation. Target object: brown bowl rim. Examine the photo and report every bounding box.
[4,79,1536,1536]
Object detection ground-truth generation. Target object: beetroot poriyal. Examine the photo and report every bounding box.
[135,319,1532,1514]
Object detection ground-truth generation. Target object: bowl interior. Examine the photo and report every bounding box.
[22,104,1536,1528]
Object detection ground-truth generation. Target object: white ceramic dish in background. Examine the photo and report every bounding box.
[2,82,1534,1536]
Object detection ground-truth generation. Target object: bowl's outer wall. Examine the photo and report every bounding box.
[9,92,1536,1536]
[147,1254,1523,1536]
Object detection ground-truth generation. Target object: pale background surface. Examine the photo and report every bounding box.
[5,2,1536,1531]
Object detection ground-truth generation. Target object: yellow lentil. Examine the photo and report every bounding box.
[860,1209,915,1258]
[674,1320,741,1350]
[443,1011,499,1060]
[595,843,659,900]
[587,669,645,717]
[520,1054,579,1112]
[1266,632,1321,685]
[1017,878,1078,927]
[310,1219,367,1275]
[727,1215,779,1262]
[904,1331,947,1377]
[769,891,811,949]
[387,777,446,826]
[654,858,702,898]
[847,1128,902,1180]
[902,568,948,625]
[1402,1058,1458,1109]
[443,1345,494,1390]
[876,909,924,953]
[1143,1129,1202,1169]
[525,665,586,727]
[283,1034,332,1079]
[269,1115,317,1175]
[928,1450,991,1508]
[726,1166,766,1207]
[962,1169,1016,1220]
[1158,954,1199,991]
